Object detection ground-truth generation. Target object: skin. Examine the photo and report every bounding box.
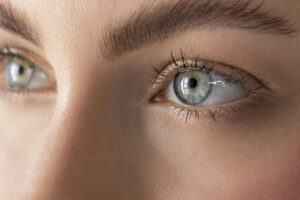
[0,0,300,199]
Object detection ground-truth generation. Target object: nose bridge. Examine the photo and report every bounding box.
[30,78,149,199]
[31,81,116,198]
[27,29,150,197]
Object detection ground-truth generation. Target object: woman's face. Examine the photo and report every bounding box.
[0,0,300,199]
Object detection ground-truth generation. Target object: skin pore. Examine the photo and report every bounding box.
[0,0,300,199]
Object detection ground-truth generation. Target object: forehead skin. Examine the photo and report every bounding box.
[8,0,300,47]
[1,0,300,199]
[5,0,300,80]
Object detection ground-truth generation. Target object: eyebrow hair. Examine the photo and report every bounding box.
[100,0,297,59]
[0,2,40,46]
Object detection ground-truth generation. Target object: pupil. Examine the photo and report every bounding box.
[18,65,24,75]
[187,77,198,89]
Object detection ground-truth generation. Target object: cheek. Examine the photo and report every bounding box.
[0,102,55,196]
[0,103,55,133]
[203,146,300,199]
[140,106,300,199]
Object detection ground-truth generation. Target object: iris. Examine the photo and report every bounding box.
[6,57,35,89]
[174,70,211,105]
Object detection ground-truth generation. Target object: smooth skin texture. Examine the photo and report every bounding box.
[0,0,300,199]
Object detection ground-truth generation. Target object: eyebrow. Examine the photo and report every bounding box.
[100,0,297,59]
[0,2,40,46]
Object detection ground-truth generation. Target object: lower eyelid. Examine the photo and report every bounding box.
[0,89,56,105]
[148,90,273,126]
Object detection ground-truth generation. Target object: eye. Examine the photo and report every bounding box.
[0,49,54,91]
[150,52,265,112]
[166,69,249,107]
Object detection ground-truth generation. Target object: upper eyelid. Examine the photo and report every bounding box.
[150,50,271,91]
[149,56,269,104]
[151,58,220,85]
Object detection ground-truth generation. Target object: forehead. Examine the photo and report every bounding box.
[6,0,152,44]
[5,0,300,51]
[9,0,300,21]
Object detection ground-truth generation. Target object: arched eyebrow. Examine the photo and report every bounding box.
[100,0,297,60]
[0,2,40,47]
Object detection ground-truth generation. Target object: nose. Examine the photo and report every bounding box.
[28,67,149,200]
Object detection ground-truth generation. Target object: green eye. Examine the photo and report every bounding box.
[1,54,55,91]
[6,57,35,89]
[174,70,212,105]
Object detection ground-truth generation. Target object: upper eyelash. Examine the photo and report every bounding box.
[152,50,231,85]
[0,46,15,57]
[0,46,32,63]
[150,49,266,94]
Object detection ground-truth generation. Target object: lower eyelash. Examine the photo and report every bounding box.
[171,103,224,122]
[164,89,272,124]
[0,88,56,104]
[173,107,215,122]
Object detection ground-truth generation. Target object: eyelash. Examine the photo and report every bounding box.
[149,49,268,122]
